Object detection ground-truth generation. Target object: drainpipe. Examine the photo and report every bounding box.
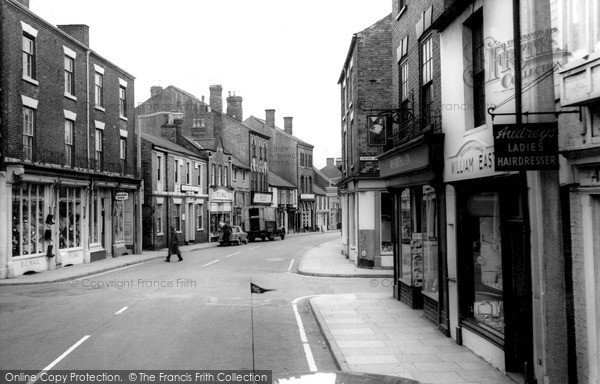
[86,50,90,166]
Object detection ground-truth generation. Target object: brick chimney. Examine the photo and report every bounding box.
[150,86,163,98]
[57,24,90,46]
[209,85,223,113]
[265,109,275,128]
[226,91,243,122]
[326,158,334,167]
[284,117,293,135]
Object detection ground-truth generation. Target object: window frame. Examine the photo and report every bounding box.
[23,107,35,161]
[22,34,36,81]
[65,119,74,166]
[64,56,75,96]
[94,72,104,109]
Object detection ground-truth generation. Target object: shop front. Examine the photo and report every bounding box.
[209,187,233,241]
[379,135,446,327]
[299,194,315,231]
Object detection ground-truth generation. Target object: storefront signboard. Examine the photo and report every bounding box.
[181,185,199,193]
[211,187,233,201]
[300,194,315,200]
[252,192,273,205]
[446,140,496,182]
[493,123,559,170]
[379,142,430,178]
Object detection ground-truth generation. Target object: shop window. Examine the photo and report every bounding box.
[59,187,82,249]
[173,204,181,231]
[89,190,103,244]
[113,199,124,243]
[380,192,393,254]
[422,185,439,298]
[12,184,45,257]
[156,204,163,235]
[196,204,204,230]
[400,189,413,282]
[463,192,504,335]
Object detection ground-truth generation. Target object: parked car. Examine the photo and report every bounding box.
[219,225,249,246]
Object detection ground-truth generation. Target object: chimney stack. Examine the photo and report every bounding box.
[336,158,342,168]
[284,116,293,135]
[326,158,334,167]
[150,86,163,98]
[57,24,90,46]
[226,91,243,122]
[265,109,275,128]
[209,85,223,113]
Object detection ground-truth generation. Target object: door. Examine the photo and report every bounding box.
[187,203,194,243]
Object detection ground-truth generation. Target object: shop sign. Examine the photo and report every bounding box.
[446,140,496,181]
[360,156,378,161]
[493,123,558,171]
[300,194,315,200]
[326,187,337,197]
[115,192,129,201]
[379,142,429,178]
[211,187,233,201]
[181,185,199,193]
[252,192,273,205]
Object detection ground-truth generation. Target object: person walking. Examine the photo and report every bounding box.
[165,226,183,262]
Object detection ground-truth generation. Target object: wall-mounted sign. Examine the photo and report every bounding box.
[252,192,273,205]
[577,166,600,187]
[360,156,378,161]
[493,123,558,171]
[115,192,129,201]
[379,141,430,178]
[446,140,496,182]
[300,194,315,200]
[211,187,233,201]
[181,185,199,193]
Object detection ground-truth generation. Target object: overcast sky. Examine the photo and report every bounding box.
[29,0,391,169]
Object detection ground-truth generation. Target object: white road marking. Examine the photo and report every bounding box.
[29,335,91,383]
[288,259,295,272]
[115,306,128,315]
[292,295,319,372]
[225,252,241,258]
[248,246,261,251]
[203,260,220,267]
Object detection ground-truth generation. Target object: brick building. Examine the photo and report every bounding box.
[378,0,447,327]
[337,14,393,268]
[0,0,142,278]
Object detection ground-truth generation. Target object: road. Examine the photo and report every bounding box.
[0,232,387,378]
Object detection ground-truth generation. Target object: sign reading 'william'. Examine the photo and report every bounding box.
[493,122,559,171]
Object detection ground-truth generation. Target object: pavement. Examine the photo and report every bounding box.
[299,237,517,384]
[2,232,517,384]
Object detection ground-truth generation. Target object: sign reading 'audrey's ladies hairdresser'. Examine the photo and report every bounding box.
[493,122,559,171]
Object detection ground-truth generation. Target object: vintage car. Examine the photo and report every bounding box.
[219,225,249,246]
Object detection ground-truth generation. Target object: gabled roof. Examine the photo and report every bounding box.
[245,116,313,148]
[141,133,201,159]
[319,163,342,182]
[314,184,327,195]
[230,154,250,170]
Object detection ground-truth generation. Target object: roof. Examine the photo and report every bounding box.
[141,133,201,159]
[314,184,327,195]
[319,164,342,182]
[230,154,250,170]
[244,116,313,148]
[269,171,296,188]
[194,138,219,151]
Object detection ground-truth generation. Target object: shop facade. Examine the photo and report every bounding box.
[209,187,233,241]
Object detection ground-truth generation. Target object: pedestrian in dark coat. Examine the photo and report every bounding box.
[165,226,183,262]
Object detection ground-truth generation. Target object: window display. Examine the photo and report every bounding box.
[466,192,504,334]
[12,184,45,257]
[422,185,438,298]
[113,199,124,242]
[59,187,82,249]
[400,189,412,282]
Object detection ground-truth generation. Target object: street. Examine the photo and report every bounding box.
[0,233,386,375]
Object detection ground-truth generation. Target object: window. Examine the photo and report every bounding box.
[242,170,246,182]
[58,187,82,249]
[89,191,103,244]
[65,120,74,166]
[197,163,202,187]
[157,155,162,181]
[224,166,229,187]
[400,189,413,283]
[421,37,434,127]
[95,129,103,170]
[380,193,393,255]
[120,138,126,173]
[12,184,44,257]
[186,162,191,184]
[173,204,181,231]
[421,185,438,299]
[94,72,104,108]
[113,200,124,242]
[174,159,179,184]
[471,11,486,128]
[64,56,75,96]
[252,140,256,157]
[400,60,409,106]
[218,165,222,186]
[22,34,36,80]
[233,168,237,181]
[156,215,163,235]
[119,86,127,117]
[211,164,216,185]
[196,203,204,230]
[23,107,35,161]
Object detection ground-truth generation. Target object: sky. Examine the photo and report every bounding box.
[28,0,391,169]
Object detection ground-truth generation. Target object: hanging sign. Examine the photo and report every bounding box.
[115,192,129,201]
[493,122,559,171]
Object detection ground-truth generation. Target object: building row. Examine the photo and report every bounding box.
[0,0,342,279]
[338,0,598,383]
